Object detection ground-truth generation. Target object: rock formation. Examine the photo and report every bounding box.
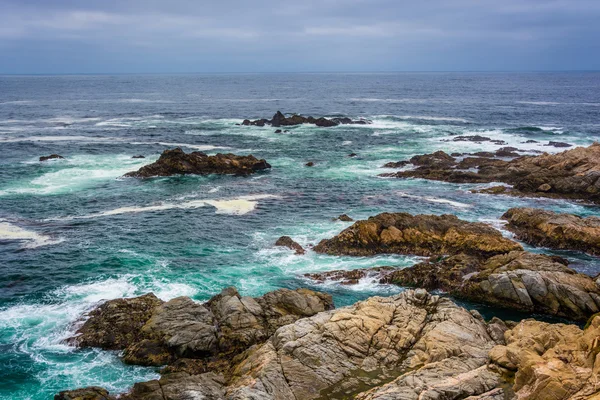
[274,236,305,255]
[241,111,371,128]
[304,266,395,285]
[502,207,600,255]
[314,212,522,257]
[380,143,600,203]
[40,154,64,161]
[124,148,271,177]
[385,251,600,321]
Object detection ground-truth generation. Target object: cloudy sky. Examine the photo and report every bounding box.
[0,0,599,73]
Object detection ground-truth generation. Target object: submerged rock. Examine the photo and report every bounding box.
[502,207,600,255]
[124,148,271,178]
[381,143,600,203]
[314,212,522,257]
[385,250,600,321]
[242,111,371,128]
[274,236,305,255]
[39,154,64,161]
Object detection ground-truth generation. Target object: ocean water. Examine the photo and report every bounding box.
[1,72,600,399]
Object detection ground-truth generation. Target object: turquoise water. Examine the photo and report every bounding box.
[1,72,600,399]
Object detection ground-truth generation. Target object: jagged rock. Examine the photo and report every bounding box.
[381,143,600,203]
[304,266,395,285]
[314,212,522,257]
[124,148,271,177]
[489,315,600,399]
[502,207,600,256]
[225,290,503,400]
[67,293,163,350]
[275,236,305,255]
[54,387,115,400]
[335,213,353,222]
[243,111,371,128]
[69,287,332,367]
[40,154,64,161]
[385,250,600,321]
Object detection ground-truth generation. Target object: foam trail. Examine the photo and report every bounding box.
[0,221,63,248]
[395,191,472,209]
[128,142,231,151]
[49,194,281,220]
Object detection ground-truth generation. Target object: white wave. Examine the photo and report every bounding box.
[397,115,469,123]
[49,194,281,220]
[0,100,35,105]
[0,221,63,249]
[395,191,472,209]
[208,187,221,193]
[342,140,352,145]
[0,135,115,143]
[516,101,562,106]
[349,97,429,103]
[128,142,230,151]
[115,99,174,103]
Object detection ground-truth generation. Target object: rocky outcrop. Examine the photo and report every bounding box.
[274,236,305,255]
[54,387,115,400]
[242,111,371,128]
[385,251,600,321]
[314,212,522,257]
[40,154,64,161]
[489,315,600,399]
[69,287,332,366]
[304,266,395,285]
[501,207,600,255]
[381,143,600,203]
[124,148,271,178]
[335,213,353,221]
[131,155,145,159]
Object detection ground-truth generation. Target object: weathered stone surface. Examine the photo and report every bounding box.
[502,207,600,255]
[120,372,226,400]
[274,236,305,255]
[314,212,522,257]
[54,387,115,400]
[40,154,65,161]
[68,293,164,350]
[225,290,503,400]
[124,148,271,178]
[386,251,600,321]
[489,315,600,399]
[69,287,332,367]
[381,143,600,203]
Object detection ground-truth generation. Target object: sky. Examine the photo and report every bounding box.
[0,0,599,74]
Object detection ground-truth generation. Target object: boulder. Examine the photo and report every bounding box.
[54,387,115,400]
[501,207,600,255]
[381,143,600,203]
[305,161,314,167]
[132,155,145,159]
[489,315,600,399]
[68,287,332,366]
[314,212,522,257]
[385,250,600,321]
[275,236,305,255]
[124,148,271,178]
[335,213,353,222]
[40,154,64,161]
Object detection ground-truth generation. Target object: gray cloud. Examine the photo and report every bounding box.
[0,0,598,73]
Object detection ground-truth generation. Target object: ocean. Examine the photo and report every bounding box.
[1,72,599,399]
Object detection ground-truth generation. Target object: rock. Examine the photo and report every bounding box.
[304,266,395,285]
[67,293,164,350]
[275,236,305,255]
[381,143,600,203]
[453,135,492,142]
[348,153,358,157]
[382,160,410,168]
[39,154,64,161]
[385,250,600,321]
[545,141,572,148]
[243,111,370,128]
[274,129,282,133]
[225,290,503,400]
[305,161,314,167]
[495,147,520,158]
[473,151,496,157]
[132,155,145,159]
[124,148,271,178]
[121,372,226,400]
[335,213,353,222]
[523,139,538,143]
[314,212,522,257]
[501,207,600,255]
[489,315,600,399]
[54,387,115,400]
[69,287,332,366]
[410,150,456,168]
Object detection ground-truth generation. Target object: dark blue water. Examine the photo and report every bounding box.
[1,72,600,399]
